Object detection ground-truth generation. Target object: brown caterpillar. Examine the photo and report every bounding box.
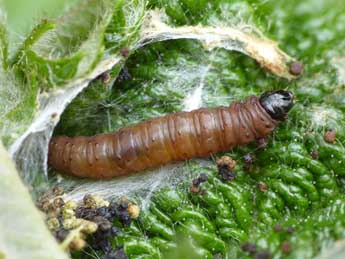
[48,90,294,179]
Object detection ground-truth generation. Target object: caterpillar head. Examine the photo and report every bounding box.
[259,90,294,121]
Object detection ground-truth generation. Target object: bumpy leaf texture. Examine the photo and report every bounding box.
[1,0,345,258]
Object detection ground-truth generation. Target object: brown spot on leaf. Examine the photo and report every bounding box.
[281,241,291,254]
[120,47,130,57]
[324,129,336,143]
[311,150,319,159]
[274,224,283,232]
[241,242,257,254]
[289,61,303,76]
[257,181,269,192]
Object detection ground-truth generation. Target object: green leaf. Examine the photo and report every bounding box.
[0,141,68,259]
[11,0,116,87]
[4,0,147,188]
[2,0,345,257]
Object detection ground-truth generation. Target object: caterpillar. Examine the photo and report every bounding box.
[48,90,294,178]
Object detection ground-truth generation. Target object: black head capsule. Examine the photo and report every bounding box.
[259,90,294,121]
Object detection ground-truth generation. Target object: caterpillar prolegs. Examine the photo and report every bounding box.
[48,90,294,179]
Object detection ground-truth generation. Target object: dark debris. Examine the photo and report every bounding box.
[324,129,336,143]
[241,242,257,254]
[289,61,303,76]
[311,150,319,159]
[103,246,128,259]
[55,229,69,242]
[243,153,255,171]
[40,190,136,257]
[286,226,295,234]
[75,207,99,220]
[254,250,271,259]
[257,138,268,149]
[218,165,237,181]
[216,156,237,181]
[115,66,132,83]
[190,173,209,194]
[100,72,111,84]
[257,181,269,192]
